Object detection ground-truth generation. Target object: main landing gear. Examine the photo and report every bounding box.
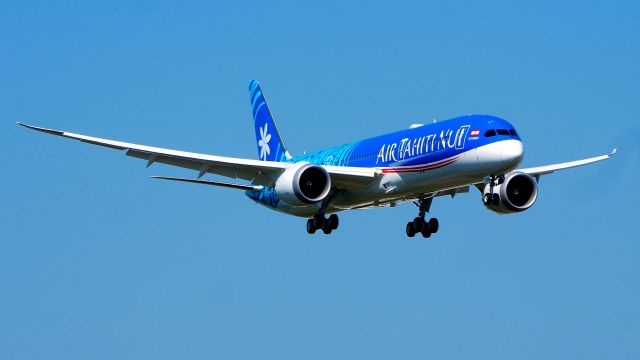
[406,198,439,238]
[307,213,339,235]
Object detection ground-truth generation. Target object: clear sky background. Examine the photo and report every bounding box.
[1,1,639,359]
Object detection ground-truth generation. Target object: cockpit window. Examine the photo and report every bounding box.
[509,129,518,136]
[484,129,496,137]
[497,129,510,136]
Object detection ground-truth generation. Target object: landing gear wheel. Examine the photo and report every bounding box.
[328,214,339,230]
[427,218,439,233]
[306,219,316,234]
[412,217,425,232]
[322,226,333,234]
[492,193,500,205]
[483,193,492,205]
[408,198,440,238]
[406,222,416,237]
[313,214,325,229]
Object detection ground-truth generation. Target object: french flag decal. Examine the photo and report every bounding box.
[470,129,480,137]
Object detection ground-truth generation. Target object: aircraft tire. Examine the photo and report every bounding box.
[428,218,439,233]
[421,228,431,238]
[306,219,316,234]
[313,214,325,229]
[413,217,424,232]
[322,226,333,234]
[406,222,416,237]
[328,214,339,230]
[492,193,500,205]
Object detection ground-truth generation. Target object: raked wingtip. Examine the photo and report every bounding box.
[16,122,64,136]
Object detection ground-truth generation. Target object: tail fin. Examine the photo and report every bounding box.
[248,80,291,162]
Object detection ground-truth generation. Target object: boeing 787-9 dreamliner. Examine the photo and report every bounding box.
[19,80,616,237]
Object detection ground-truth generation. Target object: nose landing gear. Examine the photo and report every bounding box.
[483,175,502,206]
[406,198,439,239]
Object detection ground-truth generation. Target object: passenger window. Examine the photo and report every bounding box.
[509,129,518,136]
[497,129,510,136]
[484,129,496,137]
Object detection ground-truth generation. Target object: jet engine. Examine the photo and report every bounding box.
[275,162,332,206]
[483,172,538,214]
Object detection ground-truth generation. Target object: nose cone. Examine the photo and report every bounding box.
[501,140,524,166]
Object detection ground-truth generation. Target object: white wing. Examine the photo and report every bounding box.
[18,123,377,189]
[518,149,617,179]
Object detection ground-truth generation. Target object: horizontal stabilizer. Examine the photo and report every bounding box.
[150,176,262,191]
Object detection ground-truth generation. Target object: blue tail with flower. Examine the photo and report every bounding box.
[249,80,291,162]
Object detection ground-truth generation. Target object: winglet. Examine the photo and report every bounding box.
[17,122,64,136]
[609,148,618,156]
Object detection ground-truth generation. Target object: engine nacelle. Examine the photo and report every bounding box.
[483,172,538,214]
[275,162,332,206]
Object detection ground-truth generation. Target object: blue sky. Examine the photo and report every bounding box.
[1,0,639,359]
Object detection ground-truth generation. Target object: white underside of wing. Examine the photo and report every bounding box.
[18,122,288,185]
[18,123,378,189]
[323,165,379,189]
[518,149,617,177]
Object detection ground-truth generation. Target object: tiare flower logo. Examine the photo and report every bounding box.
[258,123,271,160]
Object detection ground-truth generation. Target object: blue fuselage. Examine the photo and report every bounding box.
[247,114,523,215]
[289,114,520,168]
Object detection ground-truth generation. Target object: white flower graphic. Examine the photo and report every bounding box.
[258,123,271,160]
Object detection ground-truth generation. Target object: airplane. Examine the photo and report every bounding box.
[18,80,617,238]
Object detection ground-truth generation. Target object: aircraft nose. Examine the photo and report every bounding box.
[501,140,524,166]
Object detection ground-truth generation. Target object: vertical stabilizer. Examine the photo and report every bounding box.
[248,80,291,162]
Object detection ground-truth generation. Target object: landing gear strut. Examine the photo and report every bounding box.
[406,198,439,238]
[307,213,339,235]
[306,193,341,235]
